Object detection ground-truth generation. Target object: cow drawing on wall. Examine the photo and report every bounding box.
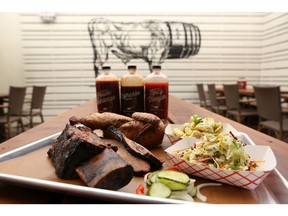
[88,18,201,77]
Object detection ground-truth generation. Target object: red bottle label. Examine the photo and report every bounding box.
[121,86,144,117]
[145,82,168,119]
[96,80,120,113]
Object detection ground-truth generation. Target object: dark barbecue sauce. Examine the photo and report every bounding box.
[121,86,144,117]
[96,80,120,113]
[145,82,168,119]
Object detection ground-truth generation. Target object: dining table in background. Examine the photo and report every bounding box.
[216,87,288,99]
[0,93,9,140]
[0,93,9,114]
[216,87,254,97]
[282,93,288,103]
[0,95,287,204]
[0,93,8,99]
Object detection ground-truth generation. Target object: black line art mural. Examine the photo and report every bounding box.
[88,18,201,76]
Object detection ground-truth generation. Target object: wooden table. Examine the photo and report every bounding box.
[0,95,287,204]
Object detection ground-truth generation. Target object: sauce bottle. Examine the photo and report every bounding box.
[145,65,169,119]
[120,65,144,116]
[237,76,247,89]
[95,66,120,113]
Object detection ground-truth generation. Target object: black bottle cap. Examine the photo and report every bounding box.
[102,66,111,70]
[152,65,161,69]
[128,65,137,69]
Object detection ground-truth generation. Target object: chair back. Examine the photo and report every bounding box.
[253,85,282,121]
[31,86,46,110]
[196,83,207,107]
[207,84,218,106]
[8,86,27,116]
[223,84,240,110]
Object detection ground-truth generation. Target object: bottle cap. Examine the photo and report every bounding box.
[102,66,111,70]
[152,65,161,69]
[128,65,137,69]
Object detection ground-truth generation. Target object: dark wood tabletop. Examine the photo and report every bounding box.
[0,95,287,204]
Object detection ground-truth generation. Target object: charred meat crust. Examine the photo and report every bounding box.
[47,124,108,179]
[103,126,163,171]
[101,138,151,176]
[69,112,165,149]
[76,148,134,190]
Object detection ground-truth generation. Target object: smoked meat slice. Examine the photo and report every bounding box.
[76,148,134,190]
[101,138,151,176]
[47,124,107,179]
[103,126,163,171]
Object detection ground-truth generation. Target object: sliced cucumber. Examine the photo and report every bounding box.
[157,170,190,191]
[147,182,172,198]
[157,170,190,185]
[158,178,188,191]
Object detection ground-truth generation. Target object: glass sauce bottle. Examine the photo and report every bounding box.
[120,65,145,117]
[95,66,120,113]
[145,65,169,119]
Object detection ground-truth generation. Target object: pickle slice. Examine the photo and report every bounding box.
[157,170,190,191]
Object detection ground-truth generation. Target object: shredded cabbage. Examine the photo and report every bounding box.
[173,132,250,171]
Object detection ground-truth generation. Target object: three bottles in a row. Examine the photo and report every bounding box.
[95,65,169,119]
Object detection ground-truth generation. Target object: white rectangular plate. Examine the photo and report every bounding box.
[0,133,188,204]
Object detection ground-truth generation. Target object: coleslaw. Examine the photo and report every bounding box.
[172,131,251,171]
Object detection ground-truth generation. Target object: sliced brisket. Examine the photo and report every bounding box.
[101,138,151,176]
[47,124,107,179]
[76,147,134,190]
[103,126,163,171]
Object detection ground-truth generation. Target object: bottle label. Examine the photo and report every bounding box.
[97,89,117,104]
[147,88,167,104]
[145,83,168,119]
[96,80,120,113]
[121,86,144,116]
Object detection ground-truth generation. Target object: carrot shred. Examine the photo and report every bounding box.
[173,147,190,153]
[165,167,180,171]
[136,183,145,195]
[249,160,265,171]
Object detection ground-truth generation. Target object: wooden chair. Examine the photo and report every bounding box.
[207,84,227,114]
[0,86,27,138]
[22,86,46,128]
[223,84,258,123]
[196,83,211,109]
[254,85,288,140]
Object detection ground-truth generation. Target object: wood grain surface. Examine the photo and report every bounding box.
[0,96,287,204]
